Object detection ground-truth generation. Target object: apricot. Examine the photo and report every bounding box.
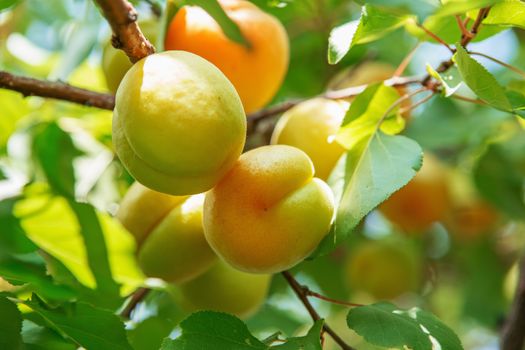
[379,154,449,234]
[113,51,246,195]
[345,240,421,300]
[270,98,349,180]
[203,145,335,274]
[102,21,157,93]
[117,182,216,283]
[178,260,271,318]
[164,0,289,113]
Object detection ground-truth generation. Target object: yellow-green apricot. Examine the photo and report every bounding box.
[345,240,421,300]
[117,182,216,283]
[270,98,349,180]
[203,145,335,274]
[113,51,246,195]
[102,20,158,93]
[178,259,271,318]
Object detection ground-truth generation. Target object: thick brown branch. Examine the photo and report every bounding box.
[93,0,155,62]
[0,71,115,109]
[120,287,150,319]
[501,255,525,350]
[282,271,354,350]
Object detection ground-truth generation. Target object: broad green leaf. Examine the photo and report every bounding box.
[473,141,525,220]
[455,44,512,111]
[470,0,525,29]
[273,320,323,349]
[14,188,144,295]
[315,133,422,255]
[186,0,248,47]
[0,90,30,151]
[328,5,412,64]
[336,83,403,149]
[357,0,439,19]
[347,302,463,350]
[0,296,23,350]
[128,317,174,350]
[163,311,268,349]
[0,198,37,254]
[0,0,19,11]
[23,296,132,350]
[22,320,76,350]
[426,64,461,97]
[433,0,503,18]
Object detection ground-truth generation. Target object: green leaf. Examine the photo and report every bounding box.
[14,188,144,296]
[0,296,23,350]
[433,0,503,18]
[273,320,323,349]
[315,133,422,255]
[455,44,512,111]
[473,141,525,220]
[32,122,80,198]
[185,0,248,47]
[471,0,525,29]
[23,296,132,350]
[426,64,461,97]
[163,311,268,349]
[22,320,76,350]
[128,317,174,350]
[336,83,403,149]
[328,5,412,64]
[347,302,463,350]
[0,0,19,11]
[0,198,37,254]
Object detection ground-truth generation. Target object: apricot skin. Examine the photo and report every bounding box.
[271,98,348,180]
[113,51,246,196]
[117,183,216,284]
[178,260,271,319]
[203,145,335,274]
[165,0,289,113]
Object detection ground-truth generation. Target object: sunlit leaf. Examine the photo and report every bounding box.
[0,296,23,350]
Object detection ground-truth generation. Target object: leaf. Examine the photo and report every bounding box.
[185,0,248,47]
[163,311,268,349]
[0,0,19,11]
[22,320,76,350]
[14,187,144,296]
[433,0,503,18]
[328,5,412,64]
[128,317,174,350]
[273,320,323,349]
[358,0,439,19]
[347,302,463,350]
[471,0,525,29]
[473,141,525,220]
[23,296,132,350]
[426,64,461,97]
[0,197,37,254]
[455,44,512,111]
[0,296,23,350]
[336,83,403,149]
[315,133,422,255]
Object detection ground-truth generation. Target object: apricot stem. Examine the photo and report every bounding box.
[120,287,150,319]
[282,271,355,350]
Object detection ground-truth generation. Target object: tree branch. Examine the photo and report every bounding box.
[93,0,155,62]
[282,271,354,350]
[501,255,525,350]
[120,287,150,319]
[0,71,115,110]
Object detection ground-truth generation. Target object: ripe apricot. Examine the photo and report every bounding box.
[178,260,271,318]
[203,145,335,274]
[379,154,449,234]
[164,0,289,113]
[270,98,349,180]
[345,240,421,300]
[117,183,216,283]
[102,21,157,93]
[113,51,246,195]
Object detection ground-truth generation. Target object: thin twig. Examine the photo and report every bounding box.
[398,91,436,115]
[393,43,421,78]
[93,0,155,62]
[456,15,474,40]
[282,271,354,350]
[416,23,455,53]
[120,287,150,319]
[0,71,115,109]
[501,254,525,350]
[376,87,429,129]
[450,93,487,106]
[469,51,525,78]
[302,287,363,308]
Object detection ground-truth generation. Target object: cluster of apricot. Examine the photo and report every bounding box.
[106,0,501,315]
